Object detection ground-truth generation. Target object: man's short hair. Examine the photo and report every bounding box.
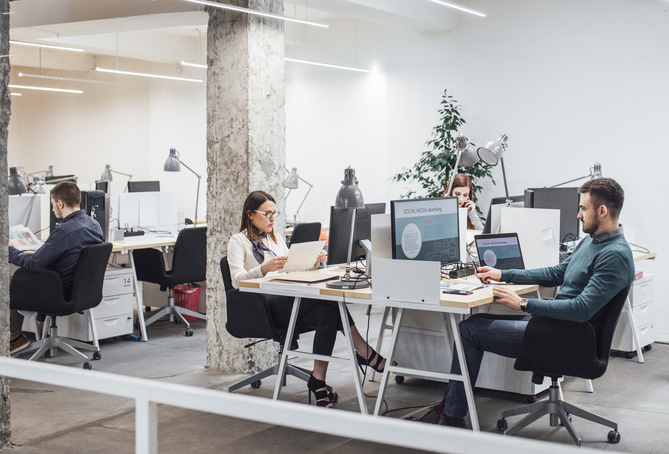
[579,178,624,219]
[50,182,81,208]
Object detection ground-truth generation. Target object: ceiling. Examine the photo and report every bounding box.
[7,0,470,71]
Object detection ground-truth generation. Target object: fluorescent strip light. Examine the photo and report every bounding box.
[285,57,371,73]
[96,67,204,83]
[8,84,83,94]
[10,93,21,96]
[184,0,329,28]
[181,61,207,69]
[9,40,85,52]
[430,0,486,17]
[18,72,127,86]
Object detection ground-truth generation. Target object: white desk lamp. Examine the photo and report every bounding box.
[445,134,480,195]
[164,148,201,224]
[284,167,313,224]
[101,164,133,192]
[326,167,370,290]
[477,134,511,204]
[550,163,602,188]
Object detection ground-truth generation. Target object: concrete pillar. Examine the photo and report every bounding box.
[0,0,12,446]
[205,0,286,372]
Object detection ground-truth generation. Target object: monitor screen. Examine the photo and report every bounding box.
[390,197,459,263]
[127,181,160,192]
[482,195,524,234]
[475,233,525,270]
[525,187,580,243]
[95,181,109,193]
[327,203,386,265]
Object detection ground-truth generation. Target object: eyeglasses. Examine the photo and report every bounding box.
[254,210,280,219]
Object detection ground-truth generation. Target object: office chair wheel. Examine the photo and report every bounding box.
[83,362,93,370]
[93,351,102,360]
[144,306,151,313]
[395,375,405,384]
[134,318,140,331]
[497,419,508,431]
[329,391,338,403]
[526,395,537,403]
[175,318,182,325]
[250,380,261,389]
[644,344,653,352]
[185,328,194,337]
[624,351,635,359]
[608,430,621,443]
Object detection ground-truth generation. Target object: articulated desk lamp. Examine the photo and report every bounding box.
[164,148,202,224]
[477,134,512,205]
[100,164,133,192]
[550,163,602,188]
[445,134,481,196]
[284,167,313,224]
[326,167,370,290]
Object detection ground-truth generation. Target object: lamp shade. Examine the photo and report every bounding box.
[45,165,54,178]
[101,164,113,181]
[284,167,299,189]
[164,148,181,172]
[31,176,46,194]
[455,134,480,167]
[477,134,508,166]
[335,167,364,209]
[9,166,28,195]
[591,162,602,179]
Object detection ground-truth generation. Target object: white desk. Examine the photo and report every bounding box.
[240,271,539,429]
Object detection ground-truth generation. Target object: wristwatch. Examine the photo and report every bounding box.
[519,298,529,312]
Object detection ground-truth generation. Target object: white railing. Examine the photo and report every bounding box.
[0,357,595,454]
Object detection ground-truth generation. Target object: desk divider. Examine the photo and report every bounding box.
[371,258,440,305]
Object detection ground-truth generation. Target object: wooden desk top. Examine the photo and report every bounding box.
[111,235,177,253]
[240,270,539,311]
[633,251,657,262]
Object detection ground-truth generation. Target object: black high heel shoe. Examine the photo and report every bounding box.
[307,374,335,408]
[356,349,387,373]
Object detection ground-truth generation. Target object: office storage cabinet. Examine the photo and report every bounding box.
[612,274,655,354]
[58,267,135,341]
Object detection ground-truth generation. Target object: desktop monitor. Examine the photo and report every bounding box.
[327,203,386,266]
[50,190,110,241]
[482,195,524,234]
[95,180,109,193]
[524,187,580,243]
[390,197,460,263]
[127,181,160,192]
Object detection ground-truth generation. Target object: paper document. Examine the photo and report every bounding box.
[283,240,326,273]
[441,282,483,292]
[9,225,43,251]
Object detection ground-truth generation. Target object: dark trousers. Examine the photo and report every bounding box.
[265,294,354,357]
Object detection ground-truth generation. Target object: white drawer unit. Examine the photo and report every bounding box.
[612,274,655,356]
[103,267,134,297]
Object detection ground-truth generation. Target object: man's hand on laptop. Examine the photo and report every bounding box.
[492,286,522,310]
[261,256,288,275]
[475,266,501,284]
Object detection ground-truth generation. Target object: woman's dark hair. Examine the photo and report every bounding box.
[50,182,81,208]
[579,178,624,219]
[240,190,277,243]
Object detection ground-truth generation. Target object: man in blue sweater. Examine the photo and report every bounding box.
[436,178,634,428]
[9,182,104,354]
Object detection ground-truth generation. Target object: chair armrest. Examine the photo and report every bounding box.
[132,249,167,286]
[10,269,65,312]
[225,289,281,341]
[514,316,600,379]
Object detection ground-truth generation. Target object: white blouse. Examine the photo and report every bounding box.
[227,231,289,289]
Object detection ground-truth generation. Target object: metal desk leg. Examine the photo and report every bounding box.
[129,252,149,342]
[338,302,367,415]
[370,306,392,382]
[273,296,301,401]
[448,312,480,431]
[625,296,644,363]
[373,308,404,416]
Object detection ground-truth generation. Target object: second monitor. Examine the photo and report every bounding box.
[327,203,386,266]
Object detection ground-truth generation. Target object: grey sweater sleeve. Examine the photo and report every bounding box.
[467,209,485,230]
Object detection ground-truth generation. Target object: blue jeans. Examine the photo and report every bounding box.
[443,313,532,418]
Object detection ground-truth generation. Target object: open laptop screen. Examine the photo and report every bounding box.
[475,233,525,270]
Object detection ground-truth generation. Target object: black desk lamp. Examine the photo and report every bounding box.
[164,148,201,224]
[9,166,28,195]
[326,167,370,290]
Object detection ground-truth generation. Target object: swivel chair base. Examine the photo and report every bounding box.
[143,291,206,336]
[498,379,620,447]
[228,363,311,393]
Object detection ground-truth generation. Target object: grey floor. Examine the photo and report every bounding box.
[5,305,669,454]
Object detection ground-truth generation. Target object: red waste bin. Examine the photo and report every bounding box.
[173,284,201,322]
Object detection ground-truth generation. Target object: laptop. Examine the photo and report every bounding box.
[282,240,326,273]
[474,233,525,270]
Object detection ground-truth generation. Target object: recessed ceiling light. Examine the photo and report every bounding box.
[95,67,204,83]
[430,0,487,17]
[181,61,207,69]
[183,0,330,28]
[8,84,83,94]
[285,58,371,73]
[18,73,127,86]
[9,40,85,52]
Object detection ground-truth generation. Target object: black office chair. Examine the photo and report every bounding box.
[497,286,630,446]
[220,256,324,395]
[133,227,206,336]
[10,242,113,369]
[289,222,321,246]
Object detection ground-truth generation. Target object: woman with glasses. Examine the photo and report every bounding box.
[228,190,388,408]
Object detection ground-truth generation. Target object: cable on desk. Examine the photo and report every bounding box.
[133,225,173,235]
[381,401,441,417]
[628,242,650,254]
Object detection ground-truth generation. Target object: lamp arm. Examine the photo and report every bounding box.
[297,175,313,188]
[445,151,463,196]
[500,156,511,205]
[294,185,312,221]
[549,163,602,188]
[111,170,133,179]
[178,159,202,178]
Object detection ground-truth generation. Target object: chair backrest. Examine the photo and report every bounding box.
[171,227,207,283]
[289,222,321,246]
[593,286,631,361]
[69,242,114,313]
[220,255,234,294]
